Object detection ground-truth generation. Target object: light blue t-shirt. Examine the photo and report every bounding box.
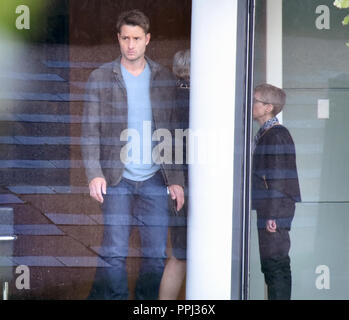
[121,62,160,181]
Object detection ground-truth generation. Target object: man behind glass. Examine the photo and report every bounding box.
[82,9,185,299]
[252,83,301,300]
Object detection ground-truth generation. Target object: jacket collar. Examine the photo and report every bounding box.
[112,55,160,76]
[253,117,280,151]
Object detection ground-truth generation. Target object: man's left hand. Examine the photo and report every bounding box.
[168,185,185,211]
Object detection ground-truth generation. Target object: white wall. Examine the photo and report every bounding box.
[186,0,238,300]
[266,0,283,123]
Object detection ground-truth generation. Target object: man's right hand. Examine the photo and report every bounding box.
[89,177,107,203]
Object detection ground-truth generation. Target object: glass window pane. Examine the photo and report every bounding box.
[250,0,349,299]
[0,0,191,300]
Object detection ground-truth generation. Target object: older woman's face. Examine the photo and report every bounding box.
[253,92,273,125]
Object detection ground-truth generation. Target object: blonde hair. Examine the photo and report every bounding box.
[254,83,286,116]
[172,49,190,79]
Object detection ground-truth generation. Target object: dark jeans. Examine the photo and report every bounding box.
[257,227,291,300]
[88,171,169,300]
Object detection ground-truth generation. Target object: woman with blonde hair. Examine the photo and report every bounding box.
[159,49,190,299]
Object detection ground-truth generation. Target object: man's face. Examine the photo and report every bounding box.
[118,24,150,63]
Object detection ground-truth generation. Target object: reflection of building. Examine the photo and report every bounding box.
[70,0,191,46]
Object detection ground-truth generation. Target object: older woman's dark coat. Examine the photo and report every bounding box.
[252,125,301,229]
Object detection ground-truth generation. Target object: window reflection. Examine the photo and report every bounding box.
[250,0,349,300]
[0,0,191,299]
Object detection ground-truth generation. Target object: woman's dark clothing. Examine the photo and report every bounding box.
[170,78,189,260]
[252,124,301,229]
[252,123,301,300]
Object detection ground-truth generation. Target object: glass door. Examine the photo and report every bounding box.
[249,0,349,299]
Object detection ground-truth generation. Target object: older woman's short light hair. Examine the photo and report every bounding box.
[254,83,286,116]
[172,49,190,79]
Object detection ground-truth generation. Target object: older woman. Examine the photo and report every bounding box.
[252,83,301,300]
[159,49,190,300]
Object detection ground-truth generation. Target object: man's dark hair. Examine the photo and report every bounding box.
[116,9,150,34]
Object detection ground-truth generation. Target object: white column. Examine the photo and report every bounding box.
[186,0,238,300]
[266,0,283,123]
